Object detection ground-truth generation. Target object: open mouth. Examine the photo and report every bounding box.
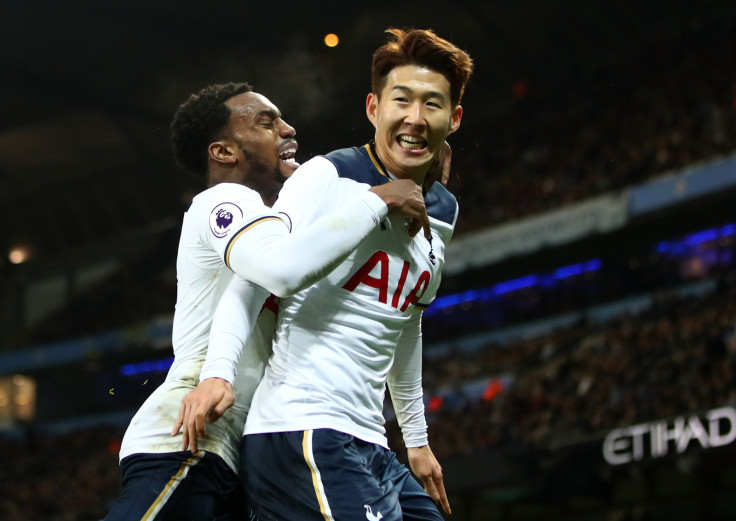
[278,142,300,170]
[397,135,427,151]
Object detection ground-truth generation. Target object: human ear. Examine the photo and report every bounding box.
[365,93,379,128]
[209,142,237,165]
[448,105,463,135]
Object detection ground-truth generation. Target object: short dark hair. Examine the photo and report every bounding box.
[170,82,253,180]
[371,28,474,108]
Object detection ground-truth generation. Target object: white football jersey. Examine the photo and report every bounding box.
[119,183,275,472]
[118,173,389,473]
[245,145,458,448]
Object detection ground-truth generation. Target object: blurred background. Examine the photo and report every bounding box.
[1,0,736,519]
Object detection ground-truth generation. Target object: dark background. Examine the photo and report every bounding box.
[2,0,727,273]
[1,1,736,520]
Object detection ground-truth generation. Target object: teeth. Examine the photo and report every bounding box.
[279,152,296,163]
[398,136,425,149]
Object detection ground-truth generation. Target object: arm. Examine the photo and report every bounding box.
[225,176,429,297]
[173,276,269,451]
[175,166,429,448]
[387,312,451,514]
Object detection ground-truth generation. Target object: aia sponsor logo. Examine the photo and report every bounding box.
[342,251,430,311]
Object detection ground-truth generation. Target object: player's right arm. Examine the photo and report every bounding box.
[173,276,268,451]
[213,168,428,298]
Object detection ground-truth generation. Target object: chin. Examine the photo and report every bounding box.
[399,156,432,171]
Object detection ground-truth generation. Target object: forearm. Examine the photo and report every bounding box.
[200,277,269,383]
[388,312,428,447]
[227,190,387,297]
[390,383,428,447]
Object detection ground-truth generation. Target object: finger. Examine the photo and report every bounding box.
[182,406,198,451]
[440,143,452,186]
[435,477,451,514]
[172,404,185,437]
[421,212,432,241]
[187,419,199,452]
[207,409,220,424]
[424,477,439,504]
[191,423,199,452]
[408,217,422,237]
[196,409,208,439]
[209,399,230,423]
[181,418,190,451]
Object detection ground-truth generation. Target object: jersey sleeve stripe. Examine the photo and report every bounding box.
[224,216,286,269]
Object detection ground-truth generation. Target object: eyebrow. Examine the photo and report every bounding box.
[256,109,281,120]
[391,84,447,101]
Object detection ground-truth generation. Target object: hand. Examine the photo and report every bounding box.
[423,141,452,193]
[369,179,431,239]
[407,445,451,514]
[172,378,235,452]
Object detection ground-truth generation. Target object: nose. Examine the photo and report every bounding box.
[279,119,296,138]
[404,101,426,127]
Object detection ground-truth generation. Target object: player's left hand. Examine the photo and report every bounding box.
[172,377,235,452]
[407,444,451,514]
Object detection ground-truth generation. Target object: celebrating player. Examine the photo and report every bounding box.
[180,28,474,521]
[103,82,431,521]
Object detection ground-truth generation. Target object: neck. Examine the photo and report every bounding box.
[372,144,427,186]
[259,190,278,208]
[208,167,241,187]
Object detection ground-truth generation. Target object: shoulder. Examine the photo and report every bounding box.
[425,182,458,227]
[323,145,390,187]
[188,183,269,239]
[191,183,262,211]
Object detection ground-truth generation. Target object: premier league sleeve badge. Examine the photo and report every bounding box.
[209,202,243,238]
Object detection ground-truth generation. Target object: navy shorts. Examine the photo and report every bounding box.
[241,429,443,521]
[103,450,252,521]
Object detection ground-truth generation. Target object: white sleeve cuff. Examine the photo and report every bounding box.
[358,189,389,224]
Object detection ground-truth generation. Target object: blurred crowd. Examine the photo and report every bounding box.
[0,427,121,521]
[450,11,735,235]
[22,231,179,348]
[388,268,736,460]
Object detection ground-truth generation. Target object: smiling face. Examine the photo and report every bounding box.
[366,64,462,183]
[215,91,299,204]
